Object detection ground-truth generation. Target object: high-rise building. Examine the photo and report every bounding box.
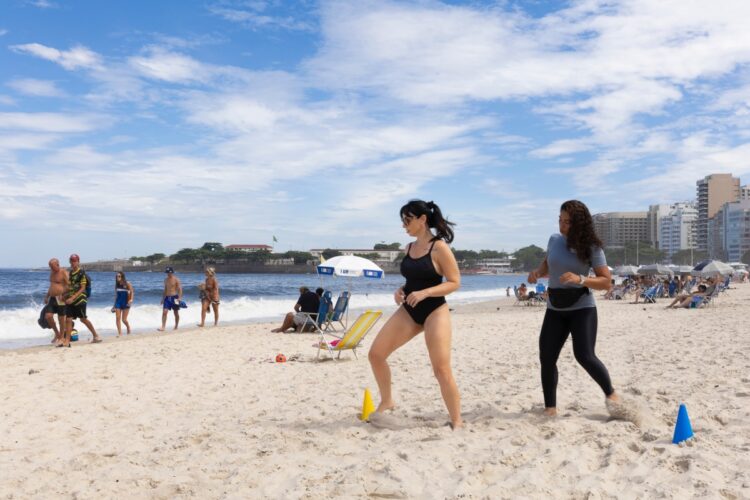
[592,212,649,247]
[741,184,750,200]
[718,200,750,262]
[647,204,671,248]
[659,202,698,258]
[696,174,740,252]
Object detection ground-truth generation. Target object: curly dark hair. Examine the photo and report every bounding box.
[560,200,603,264]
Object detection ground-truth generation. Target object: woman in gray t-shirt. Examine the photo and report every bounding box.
[528,200,633,421]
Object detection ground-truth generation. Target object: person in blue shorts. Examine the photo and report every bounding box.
[159,267,183,331]
[113,271,134,336]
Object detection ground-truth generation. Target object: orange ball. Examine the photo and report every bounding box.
[275,353,287,363]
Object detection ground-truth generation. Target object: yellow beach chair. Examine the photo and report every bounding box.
[316,310,382,360]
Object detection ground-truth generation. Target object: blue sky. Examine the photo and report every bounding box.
[1,0,750,267]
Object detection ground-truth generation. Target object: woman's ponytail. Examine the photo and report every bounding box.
[400,199,455,243]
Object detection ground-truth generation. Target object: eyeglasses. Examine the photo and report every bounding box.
[401,215,415,225]
[558,217,572,225]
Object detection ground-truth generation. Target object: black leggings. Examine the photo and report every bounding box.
[539,307,614,408]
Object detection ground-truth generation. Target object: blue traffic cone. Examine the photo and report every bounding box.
[672,403,694,444]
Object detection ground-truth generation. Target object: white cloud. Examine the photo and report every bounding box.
[129,47,212,84]
[0,112,104,133]
[208,3,314,31]
[10,43,102,70]
[25,0,57,8]
[7,78,65,97]
[0,29,8,37]
[0,133,59,151]
[308,0,750,151]
[0,95,15,106]
[531,138,592,158]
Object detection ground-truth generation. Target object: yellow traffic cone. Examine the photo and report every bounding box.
[360,388,375,421]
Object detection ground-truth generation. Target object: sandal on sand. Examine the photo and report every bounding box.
[606,398,642,427]
[91,338,103,344]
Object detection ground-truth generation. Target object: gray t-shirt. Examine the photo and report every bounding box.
[546,233,607,311]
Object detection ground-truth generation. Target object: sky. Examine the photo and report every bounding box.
[1,0,750,267]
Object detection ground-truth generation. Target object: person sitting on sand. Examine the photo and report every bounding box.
[665,284,707,309]
[271,286,321,333]
[517,283,529,300]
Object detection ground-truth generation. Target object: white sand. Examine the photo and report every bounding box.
[1,285,749,498]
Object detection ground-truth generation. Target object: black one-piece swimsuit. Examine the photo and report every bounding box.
[401,241,446,325]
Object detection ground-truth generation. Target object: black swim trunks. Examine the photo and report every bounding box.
[65,302,87,319]
[401,241,447,326]
[47,297,66,315]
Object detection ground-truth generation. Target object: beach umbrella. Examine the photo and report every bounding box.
[614,265,639,276]
[316,255,384,327]
[316,255,384,279]
[669,265,694,276]
[637,264,674,276]
[693,260,733,277]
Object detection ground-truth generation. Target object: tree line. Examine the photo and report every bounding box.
[131,241,750,271]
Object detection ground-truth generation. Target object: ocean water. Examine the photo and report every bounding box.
[0,269,537,348]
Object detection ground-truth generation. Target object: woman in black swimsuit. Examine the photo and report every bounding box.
[368,200,463,429]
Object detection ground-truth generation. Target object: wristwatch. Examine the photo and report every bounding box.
[579,274,586,285]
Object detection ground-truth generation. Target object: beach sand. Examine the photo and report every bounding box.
[1,285,749,498]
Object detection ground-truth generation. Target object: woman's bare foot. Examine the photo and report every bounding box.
[543,407,558,417]
[375,402,395,413]
[448,420,465,430]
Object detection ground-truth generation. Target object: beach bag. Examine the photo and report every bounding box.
[547,287,589,308]
[38,304,51,329]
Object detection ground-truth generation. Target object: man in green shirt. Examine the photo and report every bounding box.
[63,254,102,346]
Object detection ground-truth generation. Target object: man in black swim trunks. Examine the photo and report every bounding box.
[44,258,68,346]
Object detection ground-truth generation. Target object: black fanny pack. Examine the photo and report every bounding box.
[547,287,589,308]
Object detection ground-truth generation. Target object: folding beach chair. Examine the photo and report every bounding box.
[297,291,332,334]
[315,310,382,360]
[324,291,350,331]
[701,285,721,307]
[641,284,660,304]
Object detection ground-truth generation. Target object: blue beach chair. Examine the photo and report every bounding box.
[298,291,332,334]
[324,291,350,331]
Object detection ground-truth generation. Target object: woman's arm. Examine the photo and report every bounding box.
[528,258,549,283]
[560,265,612,291]
[128,282,134,304]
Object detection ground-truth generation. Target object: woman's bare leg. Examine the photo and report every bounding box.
[115,309,122,337]
[368,307,421,412]
[423,305,463,429]
[122,308,131,334]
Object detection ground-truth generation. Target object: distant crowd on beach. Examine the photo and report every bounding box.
[42,256,222,347]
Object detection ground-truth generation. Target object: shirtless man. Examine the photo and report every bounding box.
[44,258,68,346]
[159,267,183,331]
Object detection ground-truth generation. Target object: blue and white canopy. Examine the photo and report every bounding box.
[316,255,385,279]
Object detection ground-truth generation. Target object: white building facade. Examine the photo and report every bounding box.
[659,202,698,258]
